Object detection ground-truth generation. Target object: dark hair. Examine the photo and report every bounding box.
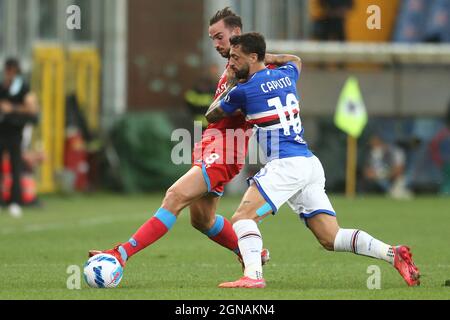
[4,57,21,74]
[229,32,266,61]
[209,7,242,29]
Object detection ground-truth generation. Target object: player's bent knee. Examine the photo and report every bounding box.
[162,187,192,214]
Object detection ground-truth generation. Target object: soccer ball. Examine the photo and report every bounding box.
[83,253,123,288]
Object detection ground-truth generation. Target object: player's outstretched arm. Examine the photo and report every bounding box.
[205,82,237,123]
[264,53,302,72]
[205,97,227,123]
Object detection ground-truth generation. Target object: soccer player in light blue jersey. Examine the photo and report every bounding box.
[206,32,420,288]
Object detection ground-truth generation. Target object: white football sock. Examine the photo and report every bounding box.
[233,219,263,280]
[334,228,395,264]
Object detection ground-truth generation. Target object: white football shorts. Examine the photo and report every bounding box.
[248,155,336,223]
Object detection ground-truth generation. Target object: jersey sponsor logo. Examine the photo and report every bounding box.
[215,68,228,98]
[215,82,227,97]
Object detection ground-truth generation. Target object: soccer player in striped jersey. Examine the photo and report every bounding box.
[206,32,420,288]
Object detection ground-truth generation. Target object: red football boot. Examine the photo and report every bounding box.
[88,245,126,267]
[219,276,266,288]
[393,245,420,286]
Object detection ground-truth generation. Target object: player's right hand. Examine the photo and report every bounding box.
[226,67,238,85]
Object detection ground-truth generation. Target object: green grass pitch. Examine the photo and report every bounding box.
[0,193,449,299]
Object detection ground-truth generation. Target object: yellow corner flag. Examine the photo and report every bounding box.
[334,76,368,138]
[334,76,368,198]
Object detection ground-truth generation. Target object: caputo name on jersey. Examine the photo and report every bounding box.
[260,76,292,93]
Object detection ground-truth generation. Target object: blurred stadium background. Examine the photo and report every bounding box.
[1,0,450,299]
[0,0,450,198]
[1,0,450,198]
